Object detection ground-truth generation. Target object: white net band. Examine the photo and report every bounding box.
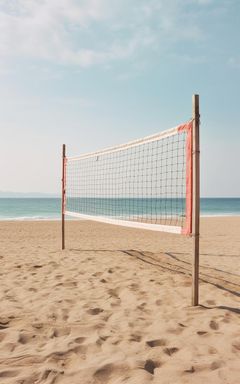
[67,126,180,162]
[65,211,182,234]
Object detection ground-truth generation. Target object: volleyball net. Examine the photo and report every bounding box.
[63,120,193,235]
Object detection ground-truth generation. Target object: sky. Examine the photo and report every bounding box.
[0,0,239,197]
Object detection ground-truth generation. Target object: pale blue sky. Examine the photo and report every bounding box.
[0,0,239,197]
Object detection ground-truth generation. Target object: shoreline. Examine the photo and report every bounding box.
[1,213,240,222]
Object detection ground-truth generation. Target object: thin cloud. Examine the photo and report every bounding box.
[0,0,211,67]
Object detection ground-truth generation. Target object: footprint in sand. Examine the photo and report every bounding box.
[64,298,74,304]
[129,334,142,342]
[143,359,160,375]
[75,337,86,344]
[55,274,63,280]
[96,335,110,346]
[94,363,115,382]
[209,320,219,330]
[129,283,139,290]
[48,313,57,321]
[94,362,129,382]
[28,287,37,292]
[211,360,224,370]
[87,308,104,315]
[92,272,103,277]
[48,345,87,362]
[0,370,20,378]
[137,303,149,313]
[178,323,187,328]
[163,347,179,356]
[18,372,40,383]
[48,261,59,268]
[108,288,120,298]
[111,337,121,345]
[18,332,35,344]
[146,339,167,347]
[184,366,195,374]
[0,319,9,330]
[40,368,64,381]
[197,331,208,336]
[32,322,43,330]
[51,327,71,338]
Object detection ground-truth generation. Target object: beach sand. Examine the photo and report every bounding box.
[0,217,239,383]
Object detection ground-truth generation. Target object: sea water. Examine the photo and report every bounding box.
[0,198,239,220]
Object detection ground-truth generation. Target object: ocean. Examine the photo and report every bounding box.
[0,198,240,220]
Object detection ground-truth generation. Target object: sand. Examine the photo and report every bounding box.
[0,217,239,384]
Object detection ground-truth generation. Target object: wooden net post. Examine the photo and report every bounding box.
[192,95,200,306]
[62,144,66,250]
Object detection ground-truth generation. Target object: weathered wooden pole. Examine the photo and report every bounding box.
[192,95,200,306]
[62,144,66,250]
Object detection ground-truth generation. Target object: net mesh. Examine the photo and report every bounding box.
[65,122,192,233]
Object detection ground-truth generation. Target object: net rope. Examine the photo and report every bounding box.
[65,121,192,234]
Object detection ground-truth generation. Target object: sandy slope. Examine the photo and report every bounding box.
[0,217,239,383]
